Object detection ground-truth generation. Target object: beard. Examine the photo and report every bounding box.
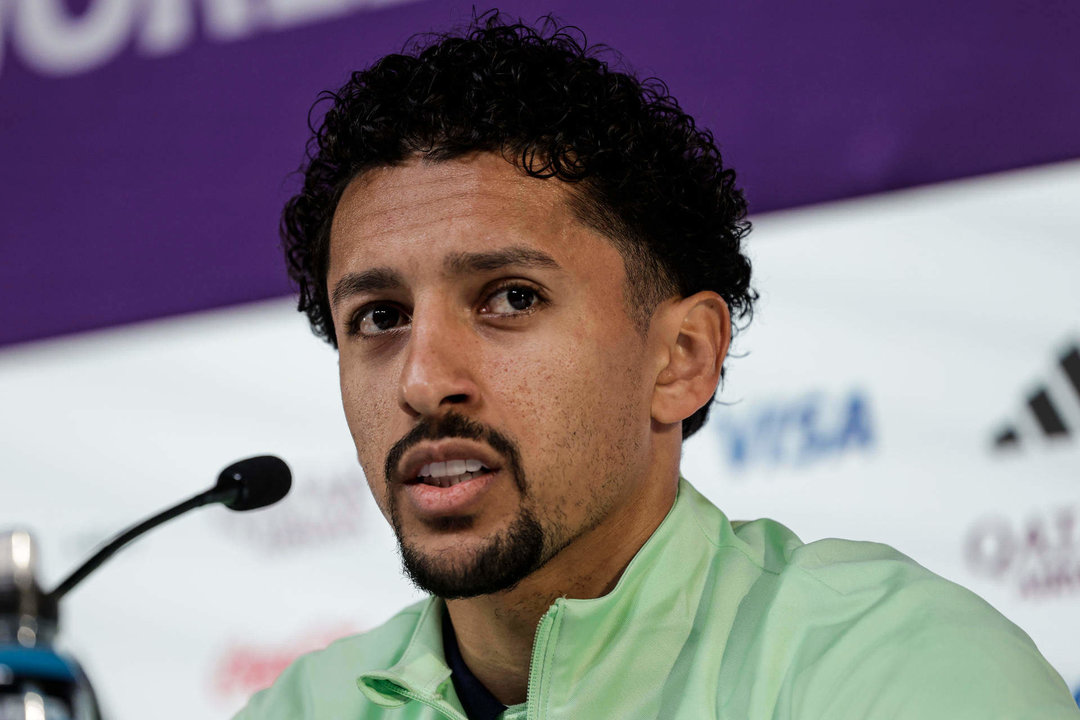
[398,506,544,599]
[383,413,546,599]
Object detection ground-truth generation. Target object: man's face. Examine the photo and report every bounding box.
[327,153,661,598]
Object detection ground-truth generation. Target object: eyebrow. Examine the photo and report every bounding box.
[443,246,562,274]
[330,246,562,309]
[331,267,404,309]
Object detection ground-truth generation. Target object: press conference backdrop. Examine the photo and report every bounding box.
[2,1,1079,718]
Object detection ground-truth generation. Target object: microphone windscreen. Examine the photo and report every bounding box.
[216,455,292,511]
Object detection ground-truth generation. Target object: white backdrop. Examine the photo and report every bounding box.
[2,160,1078,718]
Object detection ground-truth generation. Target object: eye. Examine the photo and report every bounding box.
[350,304,410,337]
[483,285,544,316]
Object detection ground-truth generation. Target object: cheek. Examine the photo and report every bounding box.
[498,326,645,462]
[339,357,397,514]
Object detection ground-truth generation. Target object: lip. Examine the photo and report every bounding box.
[402,468,501,519]
[394,439,506,520]
[395,439,504,485]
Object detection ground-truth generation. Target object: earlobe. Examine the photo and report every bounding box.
[651,292,731,426]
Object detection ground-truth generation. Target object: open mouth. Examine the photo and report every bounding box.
[412,459,493,488]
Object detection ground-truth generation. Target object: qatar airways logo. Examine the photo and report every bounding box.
[0,0,413,79]
[964,504,1080,599]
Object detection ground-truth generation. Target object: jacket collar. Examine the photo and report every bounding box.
[357,598,452,710]
[357,479,737,712]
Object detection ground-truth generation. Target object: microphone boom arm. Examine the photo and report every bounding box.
[46,487,226,604]
[45,454,290,604]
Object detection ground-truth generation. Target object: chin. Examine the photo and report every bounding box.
[396,508,545,598]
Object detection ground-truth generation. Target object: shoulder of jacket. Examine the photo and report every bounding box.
[313,597,432,667]
[231,598,432,719]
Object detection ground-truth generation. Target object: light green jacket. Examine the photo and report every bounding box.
[235,480,1079,719]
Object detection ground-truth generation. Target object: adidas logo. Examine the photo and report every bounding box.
[993,342,1080,449]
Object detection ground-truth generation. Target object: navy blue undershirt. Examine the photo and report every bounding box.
[441,609,508,720]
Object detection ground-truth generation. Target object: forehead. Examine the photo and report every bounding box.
[327,153,615,280]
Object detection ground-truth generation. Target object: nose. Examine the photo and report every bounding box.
[398,306,480,417]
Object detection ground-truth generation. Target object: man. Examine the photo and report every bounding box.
[236,13,1078,720]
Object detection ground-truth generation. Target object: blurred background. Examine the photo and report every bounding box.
[1,0,1078,717]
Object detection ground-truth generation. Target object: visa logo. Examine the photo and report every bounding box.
[709,389,875,470]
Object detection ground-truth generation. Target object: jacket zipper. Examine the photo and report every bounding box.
[525,601,562,720]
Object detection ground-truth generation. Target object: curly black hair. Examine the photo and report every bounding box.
[282,11,754,438]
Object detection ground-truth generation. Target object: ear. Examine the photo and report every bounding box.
[650,291,731,426]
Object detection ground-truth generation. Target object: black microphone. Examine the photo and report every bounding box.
[45,455,291,604]
[203,455,293,512]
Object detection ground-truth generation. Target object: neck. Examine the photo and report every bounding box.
[444,466,679,705]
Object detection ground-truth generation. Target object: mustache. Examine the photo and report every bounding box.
[383,412,525,493]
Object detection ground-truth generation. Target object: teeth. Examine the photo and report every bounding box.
[423,470,488,488]
[416,459,489,479]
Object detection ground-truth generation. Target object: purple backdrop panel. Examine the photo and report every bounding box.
[1,0,1078,347]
